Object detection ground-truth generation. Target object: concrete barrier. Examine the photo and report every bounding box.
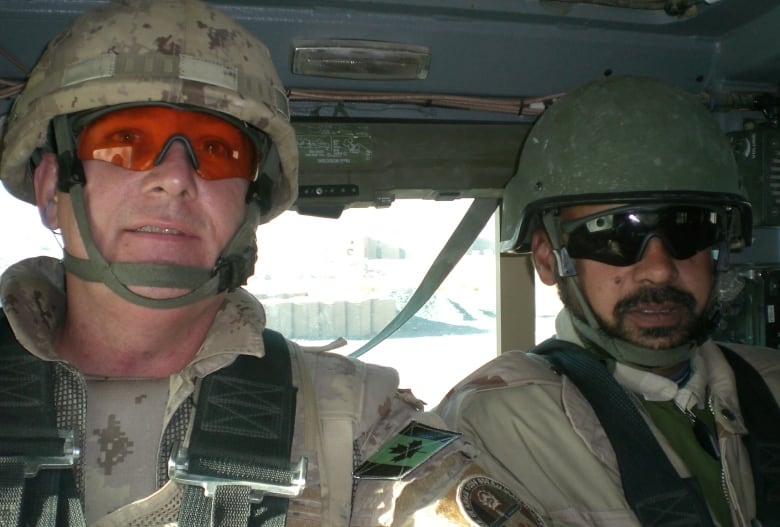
[262,298,397,340]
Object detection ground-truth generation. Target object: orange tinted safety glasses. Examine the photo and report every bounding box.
[76,106,260,181]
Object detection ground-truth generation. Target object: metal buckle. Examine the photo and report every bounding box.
[23,430,80,478]
[167,444,307,503]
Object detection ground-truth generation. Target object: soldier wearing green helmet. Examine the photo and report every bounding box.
[425,76,780,526]
[0,1,435,525]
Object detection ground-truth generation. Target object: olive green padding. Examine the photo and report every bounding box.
[0,0,298,225]
[500,75,752,253]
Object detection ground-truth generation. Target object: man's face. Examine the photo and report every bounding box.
[544,204,716,350]
[58,140,250,298]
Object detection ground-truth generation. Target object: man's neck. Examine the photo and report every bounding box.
[55,280,224,377]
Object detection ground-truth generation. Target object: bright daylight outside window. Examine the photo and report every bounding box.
[535,275,562,344]
[252,199,498,407]
[0,187,498,408]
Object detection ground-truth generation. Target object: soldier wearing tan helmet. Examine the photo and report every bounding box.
[0,1,440,525]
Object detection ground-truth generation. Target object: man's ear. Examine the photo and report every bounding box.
[531,228,558,286]
[33,152,61,230]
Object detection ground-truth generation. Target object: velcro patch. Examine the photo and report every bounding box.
[457,475,547,527]
[353,420,460,480]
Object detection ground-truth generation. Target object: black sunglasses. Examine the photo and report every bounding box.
[561,205,727,267]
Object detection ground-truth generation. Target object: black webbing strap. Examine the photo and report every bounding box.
[718,344,780,525]
[177,328,300,527]
[0,311,85,526]
[531,338,714,526]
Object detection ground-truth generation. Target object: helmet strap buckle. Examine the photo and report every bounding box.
[541,209,578,277]
[52,115,85,192]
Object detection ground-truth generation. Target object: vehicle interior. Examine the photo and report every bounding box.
[1,0,779,405]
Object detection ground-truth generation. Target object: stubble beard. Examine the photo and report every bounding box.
[560,282,712,350]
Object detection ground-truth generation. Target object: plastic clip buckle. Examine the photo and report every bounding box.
[168,444,307,503]
[23,430,80,477]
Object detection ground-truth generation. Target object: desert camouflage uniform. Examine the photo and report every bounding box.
[0,256,440,526]
[0,2,471,525]
[424,309,780,527]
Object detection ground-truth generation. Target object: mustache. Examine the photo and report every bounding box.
[614,286,697,317]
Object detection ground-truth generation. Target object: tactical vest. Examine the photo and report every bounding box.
[532,338,780,527]
[0,311,304,527]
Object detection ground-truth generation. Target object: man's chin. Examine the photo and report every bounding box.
[622,328,692,350]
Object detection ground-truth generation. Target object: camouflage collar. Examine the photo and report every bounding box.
[0,256,269,376]
[0,256,66,361]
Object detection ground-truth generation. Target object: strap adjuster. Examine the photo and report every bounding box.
[167,444,307,503]
[23,430,80,478]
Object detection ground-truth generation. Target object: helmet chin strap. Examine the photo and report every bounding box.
[62,182,260,309]
[51,114,261,309]
[541,211,713,370]
[563,281,696,369]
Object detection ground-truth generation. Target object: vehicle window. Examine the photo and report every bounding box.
[253,199,498,407]
[0,188,62,270]
[0,188,498,408]
[535,276,562,344]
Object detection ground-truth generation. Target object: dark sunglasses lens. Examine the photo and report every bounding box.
[567,223,641,266]
[662,210,721,259]
[566,207,723,266]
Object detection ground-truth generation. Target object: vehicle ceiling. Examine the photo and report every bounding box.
[1,0,779,215]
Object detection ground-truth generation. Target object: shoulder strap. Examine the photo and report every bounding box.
[175,328,303,527]
[718,344,780,525]
[531,338,714,527]
[0,310,85,527]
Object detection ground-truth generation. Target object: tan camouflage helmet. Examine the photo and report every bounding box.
[0,0,297,224]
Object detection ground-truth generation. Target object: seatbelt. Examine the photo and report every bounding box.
[718,344,780,525]
[531,338,715,527]
[350,197,499,359]
[174,328,307,527]
[0,308,304,527]
[0,311,85,527]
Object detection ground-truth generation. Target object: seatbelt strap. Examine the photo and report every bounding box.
[175,328,305,527]
[350,197,498,359]
[531,338,715,526]
[0,311,85,527]
[718,344,780,525]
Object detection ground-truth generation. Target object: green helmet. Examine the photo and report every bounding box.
[0,0,298,223]
[500,75,752,254]
[0,0,298,308]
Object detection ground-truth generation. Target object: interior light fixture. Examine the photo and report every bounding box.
[292,39,430,80]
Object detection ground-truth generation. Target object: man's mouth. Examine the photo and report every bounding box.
[615,287,697,318]
[628,306,680,325]
[134,225,185,235]
[637,305,675,315]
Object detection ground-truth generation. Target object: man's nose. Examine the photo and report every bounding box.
[633,236,679,283]
[154,135,200,170]
[144,140,199,197]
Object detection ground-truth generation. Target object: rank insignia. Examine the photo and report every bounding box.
[353,420,460,479]
[457,475,546,527]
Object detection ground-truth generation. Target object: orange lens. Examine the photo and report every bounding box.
[76,106,258,181]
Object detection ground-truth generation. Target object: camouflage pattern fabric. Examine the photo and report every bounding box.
[0,0,298,225]
[0,256,430,526]
[427,309,780,527]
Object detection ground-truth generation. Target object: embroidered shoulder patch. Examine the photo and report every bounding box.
[457,475,546,527]
[353,420,460,480]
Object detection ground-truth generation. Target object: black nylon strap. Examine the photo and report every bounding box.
[532,338,714,526]
[718,344,780,525]
[0,311,85,527]
[179,328,297,527]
